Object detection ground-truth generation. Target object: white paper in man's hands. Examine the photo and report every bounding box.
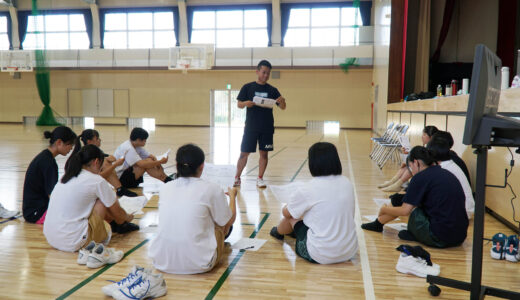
[156,149,171,161]
[269,182,304,202]
[201,162,236,190]
[119,196,148,215]
[398,136,411,152]
[253,96,277,109]
[231,238,267,251]
[373,198,391,207]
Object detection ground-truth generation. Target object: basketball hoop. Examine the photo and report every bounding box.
[181,63,190,74]
[5,66,18,75]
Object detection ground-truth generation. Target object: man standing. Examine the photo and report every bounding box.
[234,60,286,188]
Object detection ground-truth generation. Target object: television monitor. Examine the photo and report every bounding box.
[462,44,502,145]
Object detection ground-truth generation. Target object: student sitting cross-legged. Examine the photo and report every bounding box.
[43,145,134,260]
[79,129,137,197]
[114,127,173,189]
[270,142,358,264]
[362,146,469,248]
[23,126,77,224]
[148,144,238,274]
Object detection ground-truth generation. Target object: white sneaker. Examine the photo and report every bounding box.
[256,178,267,188]
[77,241,97,265]
[0,204,19,219]
[102,265,150,296]
[395,253,440,278]
[86,244,124,269]
[113,272,167,300]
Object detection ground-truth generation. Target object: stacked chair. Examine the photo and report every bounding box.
[370,123,409,169]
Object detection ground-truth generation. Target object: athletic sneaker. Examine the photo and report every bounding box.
[505,235,519,262]
[111,221,140,234]
[86,244,124,269]
[113,272,167,300]
[257,178,267,188]
[102,265,150,296]
[490,233,507,260]
[0,204,19,219]
[233,177,241,187]
[77,241,97,265]
[395,253,440,278]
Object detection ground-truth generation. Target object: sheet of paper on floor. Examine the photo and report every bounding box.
[201,162,235,190]
[385,223,407,231]
[119,196,148,215]
[373,198,391,207]
[231,238,267,251]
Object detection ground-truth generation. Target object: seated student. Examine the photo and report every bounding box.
[430,130,471,185]
[148,144,237,274]
[270,142,358,264]
[427,134,474,218]
[79,129,137,197]
[362,146,469,248]
[43,145,134,253]
[23,126,77,224]
[114,127,172,189]
[379,126,439,192]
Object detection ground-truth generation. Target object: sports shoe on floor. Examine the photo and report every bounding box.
[116,187,138,197]
[256,178,267,188]
[113,272,167,300]
[233,177,241,187]
[505,235,519,263]
[77,241,97,265]
[490,233,507,260]
[87,244,124,269]
[398,230,417,241]
[270,226,284,240]
[102,265,150,296]
[0,204,19,219]
[111,221,140,234]
[395,253,440,278]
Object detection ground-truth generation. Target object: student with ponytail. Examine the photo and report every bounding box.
[43,145,134,253]
[362,146,468,248]
[23,126,77,224]
[149,144,238,274]
[78,129,137,198]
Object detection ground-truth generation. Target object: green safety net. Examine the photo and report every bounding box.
[339,0,360,73]
[33,0,61,126]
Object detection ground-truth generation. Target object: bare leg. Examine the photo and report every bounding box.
[277,216,301,234]
[258,150,268,178]
[93,199,117,223]
[104,170,122,189]
[400,168,412,182]
[144,165,167,181]
[235,152,250,178]
[377,214,399,224]
[131,165,147,180]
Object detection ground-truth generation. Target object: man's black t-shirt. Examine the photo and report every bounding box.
[403,165,468,245]
[237,81,281,133]
[22,149,58,223]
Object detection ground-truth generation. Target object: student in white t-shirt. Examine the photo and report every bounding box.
[43,145,134,252]
[270,142,358,264]
[427,134,474,218]
[114,127,172,190]
[148,144,237,274]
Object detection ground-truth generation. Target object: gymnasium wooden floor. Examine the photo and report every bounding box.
[1,124,519,299]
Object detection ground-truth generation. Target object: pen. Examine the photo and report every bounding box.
[242,246,254,250]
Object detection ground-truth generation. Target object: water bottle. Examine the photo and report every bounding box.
[437,84,442,97]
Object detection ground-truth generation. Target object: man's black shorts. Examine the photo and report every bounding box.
[240,131,274,152]
[120,166,144,188]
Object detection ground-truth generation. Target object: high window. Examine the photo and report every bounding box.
[24,14,89,50]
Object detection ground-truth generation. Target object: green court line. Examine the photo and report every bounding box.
[205,213,270,300]
[245,146,287,175]
[290,158,308,182]
[240,223,255,226]
[56,239,149,300]
[240,211,269,215]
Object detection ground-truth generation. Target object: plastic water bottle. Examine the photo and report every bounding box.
[437,84,442,97]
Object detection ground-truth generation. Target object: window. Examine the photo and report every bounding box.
[191,9,268,48]
[24,14,89,50]
[284,7,363,47]
[104,11,175,49]
[0,16,8,50]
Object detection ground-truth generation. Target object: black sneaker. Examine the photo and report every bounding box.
[398,230,417,241]
[116,187,138,197]
[110,221,140,234]
[270,226,284,240]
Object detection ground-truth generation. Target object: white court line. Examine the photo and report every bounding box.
[344,131,376,300]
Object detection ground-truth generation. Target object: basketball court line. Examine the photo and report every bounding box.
[344,131,376,300]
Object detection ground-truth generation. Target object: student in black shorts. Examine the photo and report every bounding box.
[23,126,77,224]
[234,60,286,188]
[361,146,468,248]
